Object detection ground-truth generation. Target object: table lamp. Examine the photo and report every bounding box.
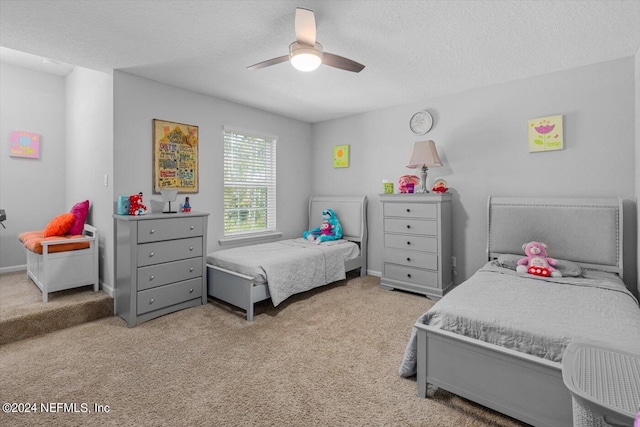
[160,189,178,213]
[406,140,442,193]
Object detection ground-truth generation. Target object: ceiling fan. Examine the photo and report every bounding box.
[247,8,365,73]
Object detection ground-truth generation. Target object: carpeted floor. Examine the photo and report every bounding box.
[1,273,525,426]
[0,271,113,345]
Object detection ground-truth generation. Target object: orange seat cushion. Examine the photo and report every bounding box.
[19,230,90,254]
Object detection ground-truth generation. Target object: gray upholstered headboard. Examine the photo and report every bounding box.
[308,195,367,243]
[487,196,623,278]
[308,195,368,275]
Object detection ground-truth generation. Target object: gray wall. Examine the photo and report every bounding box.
[0,63,67,270]
[636,46,640,292]
[312,56,638,293]
[65,67,114,292]
[113,71,313,257]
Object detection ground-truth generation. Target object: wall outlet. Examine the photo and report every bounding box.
[451,256,456,267]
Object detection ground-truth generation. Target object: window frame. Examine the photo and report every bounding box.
[221,126,279,244]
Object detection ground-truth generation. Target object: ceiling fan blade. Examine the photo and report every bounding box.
[323,52,365,73]
[247,55,289,70]
[295,7,316,46]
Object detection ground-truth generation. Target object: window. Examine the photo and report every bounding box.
[223,127,277,237]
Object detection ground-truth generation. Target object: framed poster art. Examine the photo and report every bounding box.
[153,119,199,193]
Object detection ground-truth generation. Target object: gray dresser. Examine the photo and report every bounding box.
[379,193,452,300]
[114,211,209,327]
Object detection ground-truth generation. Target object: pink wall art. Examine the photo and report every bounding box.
[10,130,41,159]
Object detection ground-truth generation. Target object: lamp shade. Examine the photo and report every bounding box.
[406,140,442,169]
[160,189,178,202]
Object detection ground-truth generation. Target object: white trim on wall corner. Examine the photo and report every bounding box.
[100,281,115,300]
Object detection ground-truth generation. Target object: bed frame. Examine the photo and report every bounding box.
[414,196,624,427]
[207,195,368,321]
[25,224,100,302]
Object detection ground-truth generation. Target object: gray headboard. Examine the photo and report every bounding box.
[487,196,623,278]
[308,195,367,243]
[308,195,368,273]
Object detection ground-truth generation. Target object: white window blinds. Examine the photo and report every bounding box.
[223,127,277,236]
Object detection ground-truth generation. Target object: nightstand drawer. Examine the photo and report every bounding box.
[138,217,204,243]
[385,249,438,270]
[384,218,437,235]
[137,258,203,291]
[137,277,202,315]
[137,237,203,267]
[385,234,438,252]
[384,203,437,219]
[384,264,438,287]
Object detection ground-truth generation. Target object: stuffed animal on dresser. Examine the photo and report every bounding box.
[129,192,148,216]
[303,208,343,244]
[516,241,561,277]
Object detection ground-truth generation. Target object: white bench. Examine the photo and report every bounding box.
[22,224,99,302]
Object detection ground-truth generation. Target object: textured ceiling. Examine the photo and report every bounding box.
[1,0,640,123]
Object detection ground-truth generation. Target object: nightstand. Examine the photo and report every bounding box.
[379,193,452,300]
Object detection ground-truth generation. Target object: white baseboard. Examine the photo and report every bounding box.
[0,265,27,274]
[100,281,115,299]
[367,269,381,277]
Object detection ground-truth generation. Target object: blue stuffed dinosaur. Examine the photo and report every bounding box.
[303,208,343,244]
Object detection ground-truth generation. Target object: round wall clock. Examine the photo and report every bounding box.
[409,110,433,135]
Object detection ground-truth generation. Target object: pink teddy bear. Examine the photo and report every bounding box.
[516,241,562,278]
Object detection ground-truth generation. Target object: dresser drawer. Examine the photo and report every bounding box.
[384,249,438,270]
[137,277,202,315]
[137,217,204,243]
[385,234,438,252]
[137,258,203,291]
[384,203,437,219]
[137,237,203,267]
[384,218,437,236]
[384,264,438,287]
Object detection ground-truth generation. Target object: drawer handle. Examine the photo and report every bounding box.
[150,229,155,234]
[406,208,411,213]
[190,267,194,272]
[190,225,194,230]
[406,225,411,229]
[407,274,412,279]
[189,288,194,294]
[150,275,155,281]
[406,241,411,246]
[149,298,155,304]
[189,246,194,251]
[149,252,155,257]
[406,258,411,262]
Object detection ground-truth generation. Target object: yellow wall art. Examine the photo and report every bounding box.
[528,115,563,153]
[153,119,199,193]
[333,144,350,168]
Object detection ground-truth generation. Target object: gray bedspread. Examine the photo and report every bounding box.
[399,262,640,377]
[207,238,359,306]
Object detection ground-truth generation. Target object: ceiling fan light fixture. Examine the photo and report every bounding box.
[289,42,323,72]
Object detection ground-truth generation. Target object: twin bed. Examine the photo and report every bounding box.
[400,196,640,427]
[204,194,638,425]
[206,195,367,321]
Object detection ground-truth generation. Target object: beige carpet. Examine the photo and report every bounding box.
[1,274,525,426]
[0,271,113,345]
